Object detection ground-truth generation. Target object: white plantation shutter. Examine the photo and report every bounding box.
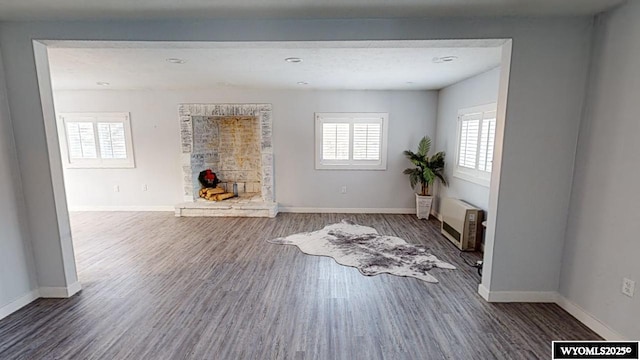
[353,123,381,161]
[478,111,496,172]
[66,122,97,159]
[455,104,498,186]
[322,123,350,160]
[458,114,480,169]
[98,122,128,159]
[58,113,135,168]
[315,113,388,170]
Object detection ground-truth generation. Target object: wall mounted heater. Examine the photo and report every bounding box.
[440,197,484,251]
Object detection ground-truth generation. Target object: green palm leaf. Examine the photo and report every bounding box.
[435,172,448,187]
[403,135,448,195]
[403,150,425,167]
[403,168,421,189]
[417,136,431,157]
[423,167,435,185]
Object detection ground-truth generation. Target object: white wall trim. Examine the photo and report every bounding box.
[478,286,625,340]
[556,295,626,341]
[0,290,40,321]
[66,281,83,296]
[0,282,83,320]
[279,207,415,214]
[478,283,491,301]
[68,205,174,212]
[477,284,558,303]
[38,287,68,298]
[39,281,82,298]
[481,41,512,292]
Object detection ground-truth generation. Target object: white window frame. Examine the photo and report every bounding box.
[454,103,497,187]
[315,112,388,170]
[57,112,135,169]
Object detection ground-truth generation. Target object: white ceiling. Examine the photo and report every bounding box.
[47,40,503,91]
[0,0,625,20]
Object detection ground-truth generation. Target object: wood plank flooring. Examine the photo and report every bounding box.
[0,213,599,359]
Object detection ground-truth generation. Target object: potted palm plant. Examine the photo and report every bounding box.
[403,136,447,219]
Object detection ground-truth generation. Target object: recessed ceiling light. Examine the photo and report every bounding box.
[297,81,309,85]
[432,56,458,63]
[285,57,303,63]
[166,58,186,64]
[96,81,110,86]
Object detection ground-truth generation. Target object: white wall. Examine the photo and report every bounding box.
[434,67,501,213]
[53,89,437,210]
[0,47,38,318]
[560,0,640,340]
[0,16,592,301]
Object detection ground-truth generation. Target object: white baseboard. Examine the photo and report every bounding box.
[0,282,82,320]
[72,206,418,214]
[478,283,491,301]
[556,295,626,341]
[39,281,82,298]
[477,284,558,303]
[478,285,626,340]
[0,289,40,321]
[279,207,415,214]
[69,205,174,212]
[66,281,83,296]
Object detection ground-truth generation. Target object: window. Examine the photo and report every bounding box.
[57,113,135,168]
[315,112,388,170]
[454,104,497,186]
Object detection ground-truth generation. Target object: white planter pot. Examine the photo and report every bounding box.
[416,194,433,220]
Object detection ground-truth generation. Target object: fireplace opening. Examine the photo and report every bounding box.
[191,114,261,199]
[176,103,276,217]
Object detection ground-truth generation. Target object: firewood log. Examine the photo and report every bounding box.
[217,193,234,201]
[215,192,235,201]
[205,187,225,196]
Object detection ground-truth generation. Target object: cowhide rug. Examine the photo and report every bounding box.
[268,220,456,283]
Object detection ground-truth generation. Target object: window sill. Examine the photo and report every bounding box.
[453,169,490,187]
[65,162,135,169]
[315,164,387,171]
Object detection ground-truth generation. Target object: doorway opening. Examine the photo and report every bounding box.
[34,39,512,300]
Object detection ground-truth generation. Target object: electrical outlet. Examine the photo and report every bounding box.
[622,278,635,297]
[142,184,148,191]
[340,186,347,194]
[113,185,120,193]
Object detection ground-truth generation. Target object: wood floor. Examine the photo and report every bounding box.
[0,213,599,359]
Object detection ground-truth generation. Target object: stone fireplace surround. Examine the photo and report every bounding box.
[174,103,278,217]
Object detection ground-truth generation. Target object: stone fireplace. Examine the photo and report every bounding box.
[174,103,277,217]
